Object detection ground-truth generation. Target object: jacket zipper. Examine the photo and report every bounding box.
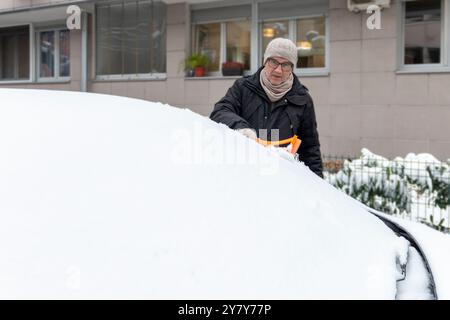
[264,102,274,140]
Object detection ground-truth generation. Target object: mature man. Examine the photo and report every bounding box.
[210,38,323,177]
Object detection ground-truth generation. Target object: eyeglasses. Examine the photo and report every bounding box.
[266,58,293,71]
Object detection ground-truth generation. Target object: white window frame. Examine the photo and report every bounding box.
[94,1,167,81]
[36,27,71,82]
[259,14,329,77]
[0,23,33,84]
[397,0,450,73]
[191,18,252,77]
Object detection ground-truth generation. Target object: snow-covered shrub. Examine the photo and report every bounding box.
[325,149,450,232]
[325,149,411,214]
[396,153,450,211]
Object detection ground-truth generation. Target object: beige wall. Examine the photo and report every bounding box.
[322,0,450,160]
[1,0,449,160]
[0,1,73,11]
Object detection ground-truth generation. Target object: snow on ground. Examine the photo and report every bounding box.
[0,89,447,299]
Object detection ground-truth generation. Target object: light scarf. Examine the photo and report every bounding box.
[260,67,294,102]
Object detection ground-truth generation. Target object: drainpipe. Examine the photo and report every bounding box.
[251,0,258,73]
[81,11,88,92]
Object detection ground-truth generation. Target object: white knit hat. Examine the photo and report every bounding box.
[263,37,298,66]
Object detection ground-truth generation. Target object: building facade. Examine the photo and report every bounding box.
[0,0,449,160]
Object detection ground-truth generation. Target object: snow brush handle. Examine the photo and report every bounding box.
[256,135,302,155]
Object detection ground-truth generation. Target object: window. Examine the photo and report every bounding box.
[262,20,289,59]
[404,0,442,65]
[260,16,327,71]
[190,0,328,76]
[96,0,166,77]
[60,30,70,77]
[36,29,70,80]
[191,3,251,75]
[399,0,450,72]
[39,31,55,78]
[259,0,328,73]
[226,21,251,71]
[193,23,221,72]
[37,29,71,80]
[192,20,251,73]
[296,17,325,69]
[0,26,30,81]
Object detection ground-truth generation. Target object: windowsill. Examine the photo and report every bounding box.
[185,75,244,80]
[294,69,330,77]
[37,78,71,84]
[0,80,32,85]
[0,79,72,85]
[396,67,450,74]
[185,70,330,80]
[94,74,167,82]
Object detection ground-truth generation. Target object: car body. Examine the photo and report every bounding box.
[0,89,449,299]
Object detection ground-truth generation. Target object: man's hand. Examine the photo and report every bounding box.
[237,128,257,140]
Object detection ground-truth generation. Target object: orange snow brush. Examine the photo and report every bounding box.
[256,135,302,155]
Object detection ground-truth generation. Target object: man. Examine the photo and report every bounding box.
[210,38,323,177]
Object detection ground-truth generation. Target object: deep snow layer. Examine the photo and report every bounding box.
[0,89,448,299]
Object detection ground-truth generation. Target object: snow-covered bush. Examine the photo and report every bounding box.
[325,149,450,232]
[397,153,450,211]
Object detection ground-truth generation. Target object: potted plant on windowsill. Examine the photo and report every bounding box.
[184,54,209,77]
[221,61,244,76]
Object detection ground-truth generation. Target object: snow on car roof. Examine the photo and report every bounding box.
[0,88,441,299]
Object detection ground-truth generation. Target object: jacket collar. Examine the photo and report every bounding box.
[243,66,309,105]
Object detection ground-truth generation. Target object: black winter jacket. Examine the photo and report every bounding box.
[210,67,323,177]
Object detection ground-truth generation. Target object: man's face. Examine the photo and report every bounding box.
[264,56,293,85]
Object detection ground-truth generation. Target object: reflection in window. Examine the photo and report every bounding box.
[40,31,55,78]
[226,21,251,70]
[404,0,441,65]
[193,23,221,72]
[96,0,166,76]
[296,17,325,68]
[193,21,251,73]
[1,36,17,79]
[38,29,70,79]
[262,21,289,64]
[59,30,70,77]
[0,26,30,81]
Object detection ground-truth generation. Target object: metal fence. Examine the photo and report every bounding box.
[323,155,450,234]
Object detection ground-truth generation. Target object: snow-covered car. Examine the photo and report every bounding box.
[0,89,449,299]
